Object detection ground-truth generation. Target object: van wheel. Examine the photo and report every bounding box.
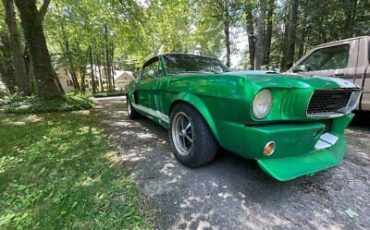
[169,103,218,167]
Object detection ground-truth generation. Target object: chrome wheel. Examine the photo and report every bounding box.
[171,112,193,156]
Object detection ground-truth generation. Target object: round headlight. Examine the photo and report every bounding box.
[253,89,272,119]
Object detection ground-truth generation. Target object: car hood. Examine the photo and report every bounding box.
[221,71,358,90]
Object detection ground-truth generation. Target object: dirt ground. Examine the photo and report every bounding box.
[95,96,370,230]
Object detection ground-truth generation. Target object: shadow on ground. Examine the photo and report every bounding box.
[95,97,370,230]
[350,111,370,130]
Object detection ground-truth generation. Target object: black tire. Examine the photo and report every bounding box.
[169,103,218,168]
[127,96,140,119]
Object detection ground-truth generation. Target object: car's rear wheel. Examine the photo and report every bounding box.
[169,103,218,168]
[127,96,139,119]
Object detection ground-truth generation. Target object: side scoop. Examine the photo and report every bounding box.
[257,136,347,181]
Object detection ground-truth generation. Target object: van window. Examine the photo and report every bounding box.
[297,45,350,71]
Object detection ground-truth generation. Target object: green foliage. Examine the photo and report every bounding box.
[0,90,9,98]
[0,111,153,229]
[44,0,226,70]
[3,94,94,114]
[2,0,370,85]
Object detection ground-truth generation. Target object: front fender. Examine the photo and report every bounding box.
[170,92,220,142]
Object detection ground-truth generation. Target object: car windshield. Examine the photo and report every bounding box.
[164,54,229,74]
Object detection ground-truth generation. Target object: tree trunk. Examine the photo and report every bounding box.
[96,53,104,92]
[14,0,64,98]
[223,0,231,68]
[245,2,255,70]
[24,47,34,91]
[110,45,115,90]
[2,0,32,95]
[0,61,16,94]
[263,0,274,66]
[104,24,112,91]
[224,20,231,68]
[298,4,309,59]
[345,0,357,38]
[254,0,266,70]
[80,66,86,93]
[0,32,16,93]
[281,0,299,71]
[89,46,96,93]
[61,18,80,90]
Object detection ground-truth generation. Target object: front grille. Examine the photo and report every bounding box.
[307,89,352,115]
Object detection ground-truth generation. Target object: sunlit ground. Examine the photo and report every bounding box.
[0,111,152,229]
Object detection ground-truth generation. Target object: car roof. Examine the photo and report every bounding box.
[316,36,370,48]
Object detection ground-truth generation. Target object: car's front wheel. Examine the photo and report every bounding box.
[169,103,218,168]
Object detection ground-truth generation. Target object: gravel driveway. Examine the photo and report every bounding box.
[95,96,370,230]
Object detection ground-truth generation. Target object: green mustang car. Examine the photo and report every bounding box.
[125,53,361,181]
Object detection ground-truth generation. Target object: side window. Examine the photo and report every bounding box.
[141,60,161,80]
[298,45,350,71]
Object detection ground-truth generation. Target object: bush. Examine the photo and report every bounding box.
[0,91,9,98]
[3,94,94,114]
[0,91,11,107]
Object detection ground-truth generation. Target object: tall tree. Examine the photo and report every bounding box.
[244,0,255,69]
[96,53,104,92]
[254,0,266,70]
[60,14,80,90]
[221,0,231,68]
[14,0,64,98]
[281,0,299,71]
[344,0,358,38]
[2,0,31,95]
[103,24,113,91]
[89,46,96,93]
[205,0,237,68]
[263,0,274,65]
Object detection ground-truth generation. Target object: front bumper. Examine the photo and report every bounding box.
[217,113,354,181]
[258,135,346,181]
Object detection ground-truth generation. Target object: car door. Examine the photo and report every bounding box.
[134,57,161,115]
[154,55,171,124]
[292,44,353,80]
[361,38,370,110]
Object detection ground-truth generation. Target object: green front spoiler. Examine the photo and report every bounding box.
[257,136,347,181]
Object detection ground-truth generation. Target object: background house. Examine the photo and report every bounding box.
[114,70,134,90]
[56,65,134,93]
[55,67,75,93]
[84,66,134,91]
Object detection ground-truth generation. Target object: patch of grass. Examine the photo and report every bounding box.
[3,94,94,114]
[0,111,153,229]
